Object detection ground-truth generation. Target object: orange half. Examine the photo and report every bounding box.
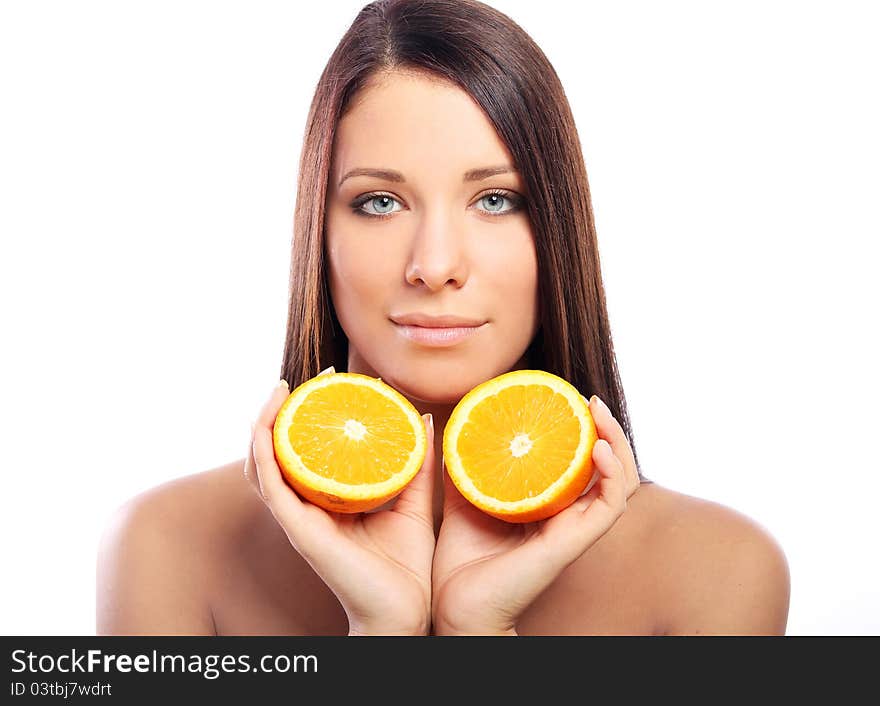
[273,372,427,513]
[443,369,598,523]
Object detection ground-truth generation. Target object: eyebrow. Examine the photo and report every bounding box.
[338,165,518,188]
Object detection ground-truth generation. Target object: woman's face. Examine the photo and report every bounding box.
[325,70,540,405]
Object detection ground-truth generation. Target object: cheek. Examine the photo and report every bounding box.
[326,229,398,320]
[478,228,539,318]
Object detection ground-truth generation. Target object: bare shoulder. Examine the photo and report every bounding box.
[96,459,253,635]
[634,482,791,635]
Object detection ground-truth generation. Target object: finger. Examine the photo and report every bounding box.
[527,439,627,571]
[585,394,628,457]
[252,380,298,506]
[257,378,292,429]
[581,395,628,497]
[390,414,435,529]
[587,394,640,498]
[246,372,328,499]
[252,403,306,521]
[243,420,261,498]
[577,438,627,515]
[442,456,474,519]
[482,447,626,614]
[566,439,625,513]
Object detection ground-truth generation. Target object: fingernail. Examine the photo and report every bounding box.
[426,413,434,437]
[277,379,289,390]
[318,365,336,376]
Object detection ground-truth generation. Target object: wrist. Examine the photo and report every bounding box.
[348,620,430,637]
[434,626,518,636]
[432,615,517,636]
[348,628,428,636]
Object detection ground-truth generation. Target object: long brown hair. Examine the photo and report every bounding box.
[279,0,649,481]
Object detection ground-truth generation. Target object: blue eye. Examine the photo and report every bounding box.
[479,191,518,214]
[352,194,403,218]
[349,189,525,219]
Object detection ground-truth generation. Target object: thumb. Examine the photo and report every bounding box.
[441,452,473,518]
[389,413,435,524]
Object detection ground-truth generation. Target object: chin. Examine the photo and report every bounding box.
[377,360,487,405]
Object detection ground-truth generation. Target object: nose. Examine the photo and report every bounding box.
[404,207,469,290]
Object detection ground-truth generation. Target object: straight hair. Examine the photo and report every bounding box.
[279,0,650,481]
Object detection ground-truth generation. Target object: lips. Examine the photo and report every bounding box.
[393,323,486,346]
[390,313,487,328]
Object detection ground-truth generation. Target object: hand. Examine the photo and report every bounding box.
[243,367,437,636]
[430,394,641,635]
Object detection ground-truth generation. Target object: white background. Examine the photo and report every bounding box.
[1,0,877,636]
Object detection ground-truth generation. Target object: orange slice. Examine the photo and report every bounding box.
[443,369,598,523]
[272,372,427,513]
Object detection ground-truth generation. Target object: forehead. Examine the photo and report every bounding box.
[332,71,517,183]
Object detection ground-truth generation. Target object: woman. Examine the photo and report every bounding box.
[97,0,790,635]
